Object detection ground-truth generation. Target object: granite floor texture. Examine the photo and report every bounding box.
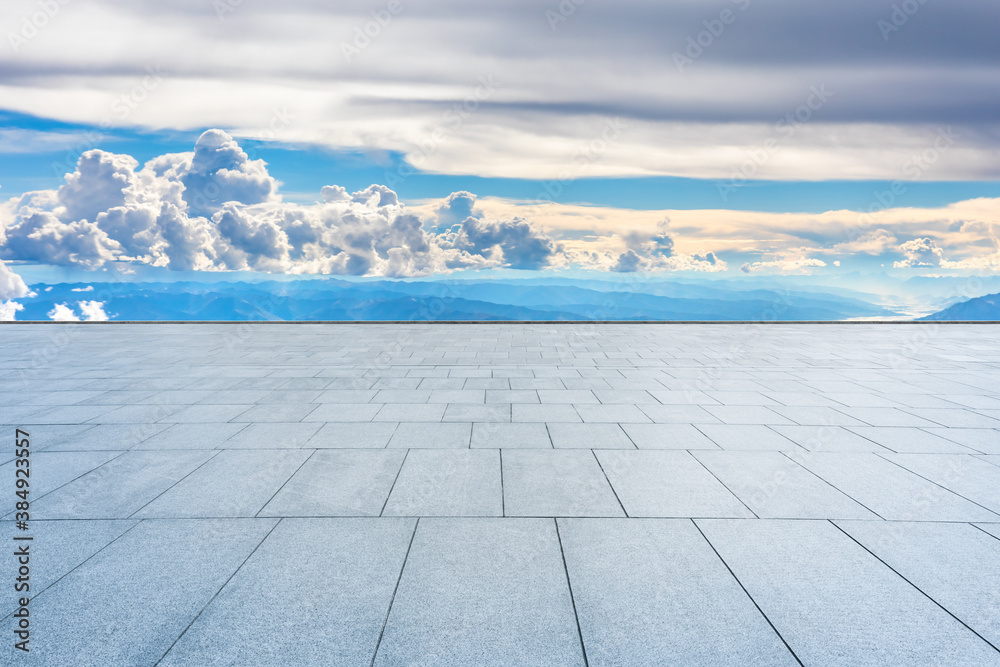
[1,323,999,666]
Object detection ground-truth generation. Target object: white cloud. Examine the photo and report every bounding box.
[71,285,94,292]
[893,238,946,268]
[740,257,828,274]
[0,258,29,299]
[78,301,109,321]
[0,301,23,321]
[47,301,110,321]
[1,131,728,276]
[47,303,79,321]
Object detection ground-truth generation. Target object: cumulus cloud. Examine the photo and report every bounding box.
[0,131,731,277]
[47,301,110,322]
[893,237,946,268]
[0,259,29,300]
[0,300,23,321]
[48,303,79,321]
[740,257,828,274]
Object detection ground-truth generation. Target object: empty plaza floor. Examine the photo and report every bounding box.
[2,323,1000,666]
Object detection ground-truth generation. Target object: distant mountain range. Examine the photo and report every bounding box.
[921,292,1000,321]
[14,278,904,321]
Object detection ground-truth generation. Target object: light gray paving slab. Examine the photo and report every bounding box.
[383,450,502,516]
[596,450,754,518]
[134,422,248,449]
[303,403,381,422]
[770,424,893,453]
[693,450,878,519]
[638,404,721,424]
[160,518,415,667]
[847,427,981,454]
[39,422,168,451]
[307,422,398,448]
[0,519,137,615]
[135,449,312,518]
[374,518,585,667]
[502,450,624,517]
[259,450,405,516]
[388,422,471,448]
[574,404,651,423]
[0,519,276,666]
[442,403,510,422]
[471,422,551,448]
[0,450,121,515]
[373,403,446,422]
[547,423,634,449]
[696,424,802,451]
[837,407,941,427]
[511,403,582,422]
[701,406,796,425]
[697,519,1000,666]
[925,427,1000,454]
[27,450,217,519]
[537,389,599,404]
[159,404,252,423]
[794,453,1000,522]
[222,422,322,448]
[232,403,318,423]
[837,520,1000,650]
[905,408,1000,428]
[884,453,1000,515]
[558,519,798,666]
[621,423,719,449]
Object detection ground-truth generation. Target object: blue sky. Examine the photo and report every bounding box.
[1,0,999,320]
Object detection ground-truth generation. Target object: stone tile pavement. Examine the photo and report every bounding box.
[1,323,999,665]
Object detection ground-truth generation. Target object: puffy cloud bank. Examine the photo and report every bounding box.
[0,131,723,277]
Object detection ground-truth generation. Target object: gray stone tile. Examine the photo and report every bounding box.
[259,450,405,516]
[697,424,802,451]
[558,519,797,665]
[847,427,981,454]
[134,449,312,518]
[374,518,585,666]
[427,389,486,404]
[838,407,941,427]
[639,404,720,424]
[160,404,252,423]
[388,422,472,449]
[701,406,796,425]
[770,424,892,453]
[596,450,754,518]
[502,450,624,517]
[837,520,1000,649]
[574,404,651,423]
[0,519,276,666]
[160,518,415,667]
[307,422,398,448]
[511,403,582,422]
[373,404,446,422]
[304,403,382,422]
[547,423,634,449]
[314,389,377,403]
[28,450,216,519]
[133,423,248,449]
[904,408,1000,428]
[485,389,538,403]
[767,406,867,426]
[383,450,502,516]
[88,404,181,424]
[0,451,121,515]
[693,451,878,519]
[621,423,720,449]
[0,519,137,615]
[40,423,169,450]
[794,453,1000,522]
[537,389,599,404]
[21,405,114,424]
[924,428,1000,455]
[471,422,551,448]
[223,422,322,448]
[884,453,1000,515]
[698,519,1000,666]
[232,403,318,423]
[442,403,510,422]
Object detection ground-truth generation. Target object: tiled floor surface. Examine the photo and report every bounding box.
[2,323,999,665]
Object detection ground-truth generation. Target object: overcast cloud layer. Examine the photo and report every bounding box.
[2,0,999,180]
